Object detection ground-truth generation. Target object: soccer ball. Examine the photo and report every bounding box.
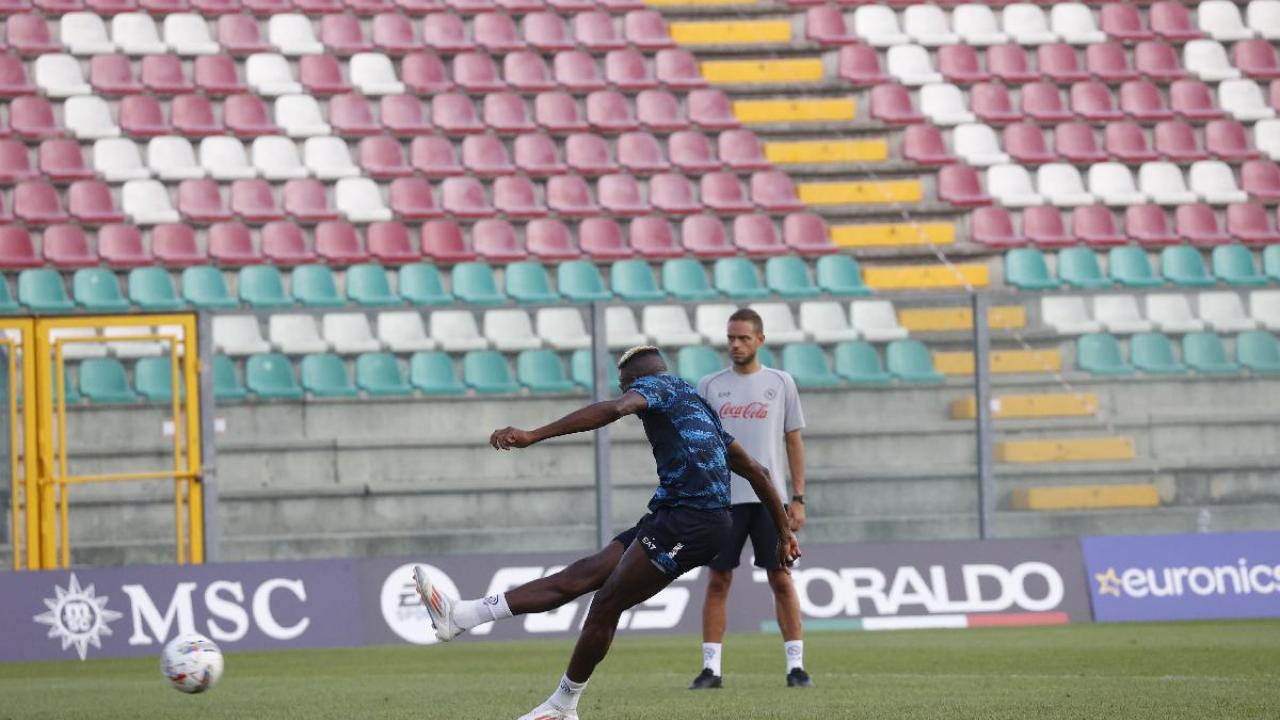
[161,633,224,694]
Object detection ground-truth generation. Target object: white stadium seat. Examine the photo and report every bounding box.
[1247,0,1280,40]
[1139,162,1198,205]
[1089,163,1147,206]
[903,5,958,46]
[163,14,219,56]
[953,123,1010,167]
[201,137,258,181]
[50,327,107,359]
[853,6,908,47]
[694,303,736,346]
[1249,290,1280,330]
[749,303,808,344]
[251,136,309,181]
[377,312,437,352]
[1041,296,1101,335]
[1183,40,1240,81]
[849,300,909,341]
[799,301,860,343]
[1037,163,1095,207]
[605,306,648,349]
[335,177,392,222]
[1198,0,1256,41]
[276,95,332,138]
[147,136,205,181]
[268,14,324,56]
[213,316,271,356]
[988,164,1045,207]
[304,137,360,180]
[1093,295,1154,334]
[270,314,331,354]
[484,309,542,351]
[1050,3,1105,44]
[430,310,489,352]
[1145,294,1206,333]
[65,96,119,139]
[535,308,591,350]
[246,53,302,96]
[324,313,383,354]
[920,83,975,125]
[60,13,115,55]
[1255,120,1280,161]
[642,306,702,346]
[350,53,406,95]
[35,54,90,97]
[1218,79,1277,122]
[1002,4,1058,45]
[887,45,943,86]
[952,4,1008,45]
[111,13,166,55]
[1189,161,1248,204]
[122,179,180,224]
[93,138,150,182]
[103,325,165,358]
[1198,291,1260,332]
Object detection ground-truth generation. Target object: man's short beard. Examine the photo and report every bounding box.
[732,351,756,367]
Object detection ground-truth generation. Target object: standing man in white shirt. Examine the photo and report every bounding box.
[689,308,812,690]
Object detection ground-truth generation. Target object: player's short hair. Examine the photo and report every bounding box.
[617,345,661,369]
[728,308,764,334]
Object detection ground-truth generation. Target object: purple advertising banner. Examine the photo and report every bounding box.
[1081,531,1280,622]
[0,560,364,663]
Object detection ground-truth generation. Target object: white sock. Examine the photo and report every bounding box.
[548,674,588,711]
[702,642,722,676]
[452,593,514,631]
[784,640,804,672]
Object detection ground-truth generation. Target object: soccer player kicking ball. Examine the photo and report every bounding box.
[414,346,801,720]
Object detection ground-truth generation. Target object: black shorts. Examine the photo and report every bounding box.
[613,505,733,578]
[708,503,788,572]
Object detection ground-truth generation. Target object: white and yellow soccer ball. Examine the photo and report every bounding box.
[161,633,224,694]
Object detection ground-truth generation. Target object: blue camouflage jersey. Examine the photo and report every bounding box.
[627,373,735,511]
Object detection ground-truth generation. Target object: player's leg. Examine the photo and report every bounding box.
[415,540,624,642]
[746,504,811,687]
[692,504,749,689]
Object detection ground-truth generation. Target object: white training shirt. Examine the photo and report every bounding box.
[697,365,805,505]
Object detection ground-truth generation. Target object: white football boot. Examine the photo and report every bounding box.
[412,565,464,642]
[515,702,579,720]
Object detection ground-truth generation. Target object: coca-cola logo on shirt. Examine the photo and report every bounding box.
[719,401,769,419]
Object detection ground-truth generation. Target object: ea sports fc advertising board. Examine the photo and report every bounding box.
[0,531,1276,663]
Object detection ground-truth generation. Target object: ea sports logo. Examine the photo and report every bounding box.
[380,563,460,645]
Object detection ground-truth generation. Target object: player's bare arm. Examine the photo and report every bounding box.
[490,392,649,450]
[726,440,801,568]
[784,430,806,532]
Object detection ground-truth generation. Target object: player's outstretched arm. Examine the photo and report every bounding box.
[726,440,802,568]
[490,392,648,450]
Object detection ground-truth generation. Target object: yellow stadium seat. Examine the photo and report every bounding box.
[732,98,856,124]
[897,306,1027,332]
[668,19,785,43]
[700,58,825,85]
[997,437,1136,464]
[1011,483,1158,510]
[862,263,989,291]
[764,139,889,165]
[797,180,923,205]
[831,222,955,248]
[949,393,1099,420]
[932,349,1061,375]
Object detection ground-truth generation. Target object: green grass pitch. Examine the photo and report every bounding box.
[2,620,1277,720]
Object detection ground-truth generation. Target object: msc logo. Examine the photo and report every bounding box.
[1095,559,1280,599]
[33,574,123,660]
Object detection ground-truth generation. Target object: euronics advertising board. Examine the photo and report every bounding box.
[0,536,1094,663]
[1081,531,1280,622]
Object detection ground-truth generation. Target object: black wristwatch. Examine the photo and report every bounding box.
[791,495,805,505]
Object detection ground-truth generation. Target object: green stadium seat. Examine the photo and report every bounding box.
[410,351,466,395]
[246,353,304,400]
[78,358,137,403]
[1076,333,1134,376]
[346,264,401,307]
[1160,246,1216,288]
[557,260,611,302]
[1236,331,1280,374]
[505,261,560,304]
[662,258,719,301]
[1130,332,1187,375]
[128,267,185,311]
[72,268,129,311]
[815,254,872,296]
[300,353,357,397]
[886,339,944,383]
[181,267,238,310]
[571,348,620,391]
[782,342,841,388]
[0,277,17,313]
[399,264,452,306]
[517,349,577,393]
[1058,247,1112,289]
[1211,245,1267,287]
[834,341,892,385]
[213,355,248,402]
[19,269,75,313]
[765,256,821,299]
[464,350,520,394]
[1182,332,1240,375]
[1003,249,1060,291]
[355,352,413,396]
[676,346,722,385]
[57,363,81,404]
[713,257,770,300]
[756,345,776,368]
[610,259,666,302]
[451,262,506,305]
[1107,246,1164,289]
[1264,246,1280,284]
[292,265,345,308]
[238,266,294,309]
[135,356,182,402]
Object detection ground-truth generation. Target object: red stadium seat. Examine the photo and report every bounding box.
[565,132,618,175]
[701,171,752,213]
[587,90,638,133]
[411,136,463,176]
[733,214,787,257]
[90,54,142,96]
[390,177,443,220]
[493,175,546,218]
[225,94,279,137]
[482,92,534,134]
[178,178,233,223]
[454,51,505,93]
[1176,203,1229,247]
[1023,206,1075,248]
[807,5,856,45]
[402,51,451,93]
[547,175,599,218]
[902,124,956,165]
[629,216,683,259]
[152,224,205,266]
[1205,120,1262,162]
[423,13,472,52]
[170,94,221,138]
[422,219,478,263]
[1155,120,1210,162]
[315,220,369,264]
[554,49,606,92]
[262,220,317,264]
[11,97,61,140]
[1087,43,1139,83]
[43,224,96,267]
[718,129,769,171]
[39,139,94,182]
[575,10,624,51]
[1135,41,1188,82]
[1124,204,1179,246]
[1105,122,1159,163]
[432,93,484,134]
[194,56,247,96]
[472,218,527,262]
[1170,80,1226,120]
[783,212,837,255]
[462,134,514,176]
[1243,160,1280,203]
[504,51,555,91]
[217,14,269,55]
[1234,39,1280,80]
[120,95,173,137]
[15,180,68,225]
[1072,81,1124,122]
[1150,0,1204,41]
[1073,206,1126,247]
[938,45,988,84]
[580,217,635,260]
[681,214,734,258]
[141,55,193,96]
[1100,3,1153,42]
[523,11,572,52]
[637,90,687,132]
[0,54,37,97]
[69,180,125,225]
[381,95,432,135]
[838,44,888,86]
[320,15,372,54]
[1227,203,1280,245]
[971,82,1020,124]
[655,48,706,89]
[988,44,1036,84]
[624,10,673,50]
[606,48,656,91]
[0,226,41,269]
[230,179,284,223]
[526,218,581,261]
[475,12,523,51]
[7,14,58,57]
[687,89,739,129]
[1022,82,1073,123]
[651,172,700,215]
[283,179,339,223]
[367,221,422,263]
[618,131,669,174]
[1003,123,1053,165]
[514,133,566,176]
[751,170,804,213]
[359,136,412,179]
[937,165,992,207]
[535,91,588,133]
[442,176,494,217]
[596,173,648,217]
[970,206,1026,248]
[1120,80,1175,121]
[1039,44,1088,83]
[372,12,417,54]
[871,83,925,124]
[669,130,719,173]
[208,221,263,265]
[0,138,35,182]
[330,93,380,136]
